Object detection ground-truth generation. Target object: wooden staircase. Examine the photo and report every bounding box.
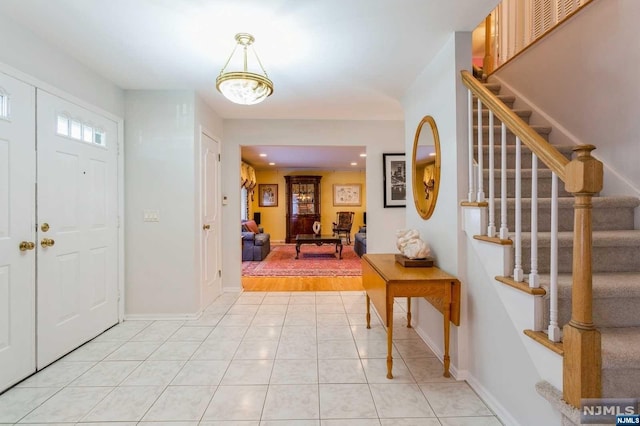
[467,76,640,403]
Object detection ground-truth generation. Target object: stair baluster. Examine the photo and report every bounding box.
[467,90,475,202]
[513,136,524,282]
[529,153,539,288]
[548,172,561,342]
[499,122,509,240]
[487,111,496,237]
[477,99,485,202]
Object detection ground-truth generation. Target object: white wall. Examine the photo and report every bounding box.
[0,13,124,117]
[124,91,199,317]
[494,0,640,200]
[222,119,405,291]
[402,33,560,425]
[402,32,467,375]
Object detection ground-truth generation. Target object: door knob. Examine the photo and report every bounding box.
[41,223,50,232]
[19,241,35,251]
[41,238,55,248]
[203,224,211,230]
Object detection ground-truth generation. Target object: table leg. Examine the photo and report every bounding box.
[387,299,394,379]
[295,243,300,259]
[406,297,412,328]
[443,282,452,378]
[366,294,371,329]
[337,242,343,259]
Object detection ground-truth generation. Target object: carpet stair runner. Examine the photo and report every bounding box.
[474,80,640,400]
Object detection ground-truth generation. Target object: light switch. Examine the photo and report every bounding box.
[143,209,160,222]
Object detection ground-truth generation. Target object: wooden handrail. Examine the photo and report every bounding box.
[461,70,570,181]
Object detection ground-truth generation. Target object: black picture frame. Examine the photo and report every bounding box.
[383,153,406,208]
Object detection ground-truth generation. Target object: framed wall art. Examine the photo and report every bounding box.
[333,183,362,206]
[383,153,406,207]
[258,184,278,207]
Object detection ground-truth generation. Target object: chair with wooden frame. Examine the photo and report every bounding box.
[332,211,355,245]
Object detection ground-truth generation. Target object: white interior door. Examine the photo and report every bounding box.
[0,73,36,390]
[201,131,221,307]
[36,90,118,368]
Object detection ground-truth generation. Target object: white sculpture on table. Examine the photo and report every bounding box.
[312,221,321,235]
[396,229,431,259]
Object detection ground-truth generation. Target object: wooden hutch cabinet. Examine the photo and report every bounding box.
[285,176,322,243]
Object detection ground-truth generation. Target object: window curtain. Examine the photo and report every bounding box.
[241,161,257,200]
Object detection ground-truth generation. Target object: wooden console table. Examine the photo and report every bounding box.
[362,253,461,379]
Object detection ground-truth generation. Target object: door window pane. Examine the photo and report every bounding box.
[70,120,82,139]
[94,129,106,146]
[83,124,93,143]
[57,115,69,135]
[0,94,8,118]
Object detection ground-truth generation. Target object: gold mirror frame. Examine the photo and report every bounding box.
[412,116,441,219]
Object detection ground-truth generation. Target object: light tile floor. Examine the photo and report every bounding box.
[0,291,503,425]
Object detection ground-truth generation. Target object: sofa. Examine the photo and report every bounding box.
[241,220,271,261]
[354,226,367,257]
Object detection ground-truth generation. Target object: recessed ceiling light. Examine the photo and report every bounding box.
[259,153,267,157]
[429,152,437,157]
[269,162,275,166]
[359,153,367,157]
[351,162,357,166]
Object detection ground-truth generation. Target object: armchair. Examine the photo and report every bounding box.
[241,220,271,261]
[332,211,355,245]
[354,226,367,257]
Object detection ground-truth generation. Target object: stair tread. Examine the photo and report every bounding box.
[474,93,514,102]
[476,144,573,153]
[474,124,552,135]
[518,230,640,246]
[500,195,640,207]
[600,327,640,368]
[483,168,564,177]
[539,272,640,298]
[473,108,531,116]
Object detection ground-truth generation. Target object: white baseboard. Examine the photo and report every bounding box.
[413,323,519,425]
[413,323,461,380]
[466,372,522,426]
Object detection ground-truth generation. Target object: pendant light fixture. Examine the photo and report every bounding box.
[216,33,274,105]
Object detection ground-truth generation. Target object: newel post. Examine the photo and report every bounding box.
[483,14,494,75]
[562,145,603,407]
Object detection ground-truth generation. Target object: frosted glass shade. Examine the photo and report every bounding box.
[216,71,273,105]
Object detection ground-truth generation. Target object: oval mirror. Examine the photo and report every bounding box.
[412,116,441,219]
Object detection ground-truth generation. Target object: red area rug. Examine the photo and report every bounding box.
[242,244,362,277]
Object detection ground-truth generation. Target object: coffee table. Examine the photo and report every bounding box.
[295,234,343,259]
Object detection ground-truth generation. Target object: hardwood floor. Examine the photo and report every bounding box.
[242,276,364,292]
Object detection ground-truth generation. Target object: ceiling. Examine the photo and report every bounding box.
[241,145,367,171]
[0,0,497,169]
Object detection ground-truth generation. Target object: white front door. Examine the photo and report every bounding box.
[201,131,221,307]
[36,90,118,368]
[0,73,36,390]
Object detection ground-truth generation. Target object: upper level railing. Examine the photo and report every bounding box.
[481,0,593,75]
[461,70,603,407]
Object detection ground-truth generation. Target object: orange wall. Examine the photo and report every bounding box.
[250,169,366,242]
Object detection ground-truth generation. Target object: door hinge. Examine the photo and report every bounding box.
[218,153,221,161]
[218,270,222,277]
